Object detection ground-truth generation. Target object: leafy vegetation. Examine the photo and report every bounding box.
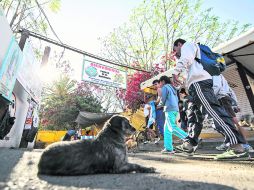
[102,0,251,111]
[40,75,102,130]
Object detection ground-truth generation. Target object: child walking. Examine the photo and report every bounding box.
[159,76,188,154]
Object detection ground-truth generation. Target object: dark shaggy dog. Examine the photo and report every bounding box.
[38,115,155,175]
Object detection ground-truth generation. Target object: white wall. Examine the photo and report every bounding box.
[223,64,254,119]
[0,81,29,148]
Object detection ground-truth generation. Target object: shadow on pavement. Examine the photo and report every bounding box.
[39,173,236,190]
[0,148,24,184]
[128,152,180,164]
[128,152,254,166]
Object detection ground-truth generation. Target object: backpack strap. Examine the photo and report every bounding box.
[195,57,201,63]
[195,43,201,63]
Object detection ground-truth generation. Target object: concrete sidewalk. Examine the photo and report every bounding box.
[137,136,254,152]
[0,148,253,190]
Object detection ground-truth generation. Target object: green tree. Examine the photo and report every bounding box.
[101,0,251,71]
[40,75,102,130]
[0,0,61,35]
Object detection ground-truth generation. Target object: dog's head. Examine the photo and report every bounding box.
[109,115,136,135]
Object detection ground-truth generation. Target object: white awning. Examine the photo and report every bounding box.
[140,68,174,90]
[213,27,254,75]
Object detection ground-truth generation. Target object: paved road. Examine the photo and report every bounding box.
[0,148,253,190]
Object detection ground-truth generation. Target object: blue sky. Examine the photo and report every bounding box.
[47,0,144,54]
[47,0,254,54]
[202,0,254,24]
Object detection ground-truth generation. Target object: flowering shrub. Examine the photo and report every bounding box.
[117,52,176,111]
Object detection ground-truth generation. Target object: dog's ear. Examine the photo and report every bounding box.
[121,119,130,129]
[121,119,128,129]
[121,118,132,129]
[106,121,111,127]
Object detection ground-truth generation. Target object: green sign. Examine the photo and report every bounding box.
[82,58,127,89]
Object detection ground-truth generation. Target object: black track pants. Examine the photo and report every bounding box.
[186,79,246,146]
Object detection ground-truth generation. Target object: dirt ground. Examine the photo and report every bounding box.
[0,148,253,190]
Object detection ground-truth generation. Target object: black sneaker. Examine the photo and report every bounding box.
[175,142,194,153]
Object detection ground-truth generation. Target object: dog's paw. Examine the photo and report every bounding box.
[143,167,156,173]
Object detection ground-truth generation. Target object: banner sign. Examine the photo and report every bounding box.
[0,7,23,101]
[82,59,127,89]
[17,40,42,103]
[24,101,39,129]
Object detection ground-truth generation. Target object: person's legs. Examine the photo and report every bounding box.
[163,112,173,151]
[156,109,165,136]
[176,79,247,157]
[185,101,204,146]
[147,125,157,139]
[168,111,188,139]
[154,124,160,138]
[180,119,188,132]
[145,116,149,127]
[219,97,248,140]
[235,120,248,141]
[219,97,253,151]
[191,80,246,149]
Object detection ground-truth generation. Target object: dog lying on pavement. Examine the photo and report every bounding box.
[38,115,155,175]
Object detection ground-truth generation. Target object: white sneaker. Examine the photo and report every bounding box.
[161,149,175,154]
[216,143,228,151]
[154,137,160,144]
[243,144,254,152]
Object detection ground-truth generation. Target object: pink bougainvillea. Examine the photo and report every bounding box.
[117,52,176,111]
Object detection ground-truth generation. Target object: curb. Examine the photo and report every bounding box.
[137,137,254,152]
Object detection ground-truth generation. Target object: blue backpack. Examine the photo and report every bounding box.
[195,44,226,76]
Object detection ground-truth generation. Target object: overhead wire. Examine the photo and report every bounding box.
[35,0,65,64]
[19,29,151,73]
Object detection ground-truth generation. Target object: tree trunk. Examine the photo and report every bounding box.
[10,0,22,28]
[12,3,26,32]
[5,0,14,18]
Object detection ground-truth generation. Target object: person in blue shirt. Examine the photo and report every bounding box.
[62,129,76,141]
[152,79,165,137]
[159,75,188,154]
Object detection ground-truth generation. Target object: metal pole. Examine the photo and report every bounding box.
[19,29,150,73]
[228,55,254,113]
[18,30,30,148]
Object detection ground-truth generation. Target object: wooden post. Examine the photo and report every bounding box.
[18,30,30,148]
[41,46,51,67]
[18,30,30,50]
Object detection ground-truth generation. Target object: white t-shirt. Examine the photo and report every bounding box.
[173,42,212,89]
[144,104,150,117]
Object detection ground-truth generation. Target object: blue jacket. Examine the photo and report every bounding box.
[149,101,156,120]
[161,84,179,112]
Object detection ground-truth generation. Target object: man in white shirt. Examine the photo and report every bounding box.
[213,74,238,119]
[172,39,247,159]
